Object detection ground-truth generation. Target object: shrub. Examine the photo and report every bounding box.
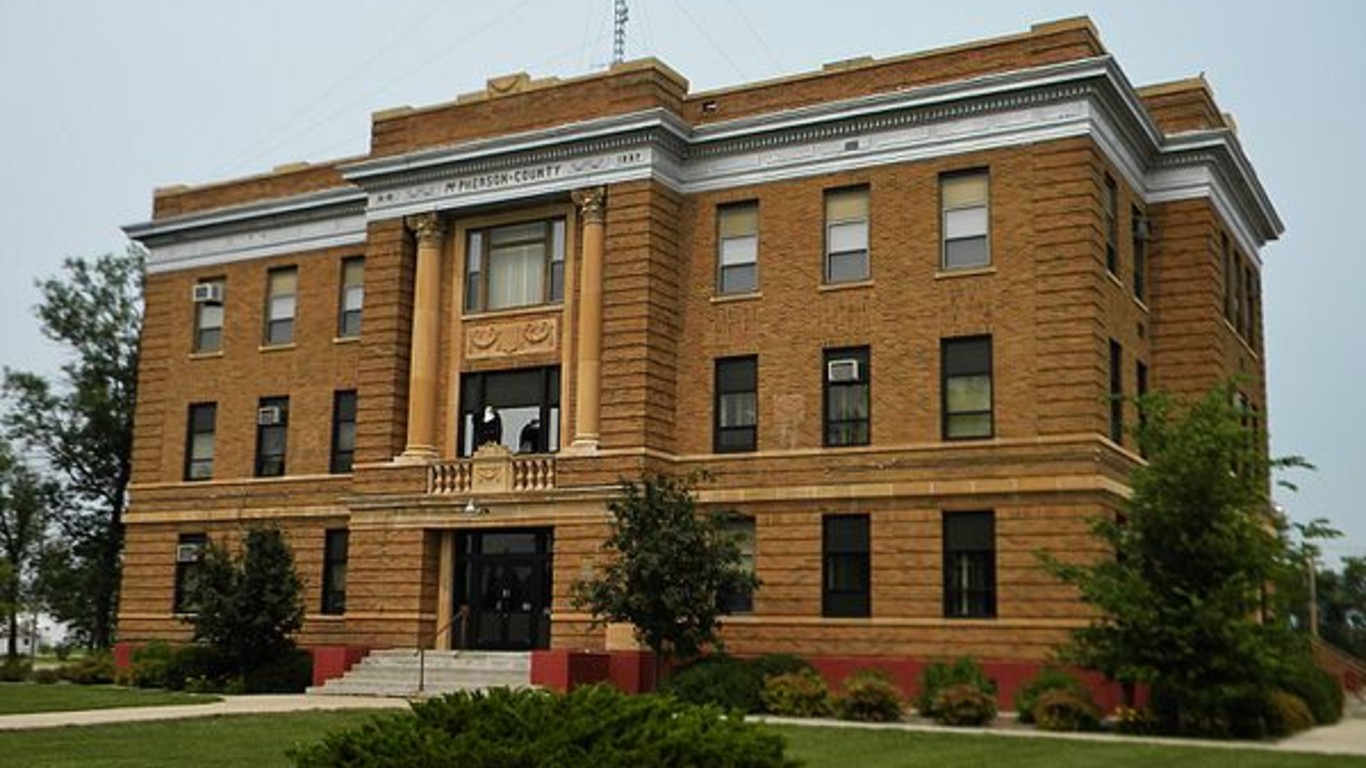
[1150,682,1308,739]
[1032,688,1101,732]
[762,669,833,718]
[749,654,816,684]
[1277,664,1343,726]
[289,685,797,768]
[1265,690,1315,737]
[932,683,997,727]
[913,658,995,718]
[242,647,312,693]
[666,654,762,713]
[0,658,31,682]
[57,652,114,685]
[30,668,61,685]
[163,645,228,691]
[1013,667,1088,724]
[836,669,904,723]
[1113,705,1156,735]
[128,641,175,689]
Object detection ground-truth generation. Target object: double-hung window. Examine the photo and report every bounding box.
[942,336,993,439]
[719,515,756,614]
[943,511,995,618]
[173,533,207,614]
[337,257,364,337]
[714,356,758,453]
[824,347,870,447]
[192,278,225,352]
[823,514,870,617]
[464,219,565,313]
[717,203,759,294]
[330,390,357,474]
[255,396,289,477]
[264,267,298,345]
[184,403,216,481]
[1109,340,1124,445]
[941,171,989,269]
[1131,206,1148,302]
[321,529,349,615]
[1103,175,1119,274]
[825,188,869,283]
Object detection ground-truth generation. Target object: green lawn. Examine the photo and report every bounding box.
[0,711,1358,768]
[0,684,220,715]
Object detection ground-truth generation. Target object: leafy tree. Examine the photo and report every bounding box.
[2,246,142,648]
[1314,557,1366,658]
[0,437,50,659]
[1041,383,1310,714]
[572,474,759,686]
[187,526,304,676]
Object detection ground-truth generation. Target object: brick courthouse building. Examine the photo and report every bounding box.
[119,18,1278,698]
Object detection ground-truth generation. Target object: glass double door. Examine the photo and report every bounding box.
[454,529,552,651]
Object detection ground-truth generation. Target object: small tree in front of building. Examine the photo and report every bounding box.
[187,526,305,684]
[572,473,758,687]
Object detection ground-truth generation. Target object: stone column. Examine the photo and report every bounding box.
[571,187,606,450]
[435,531,456,649]
[401,212,445,460]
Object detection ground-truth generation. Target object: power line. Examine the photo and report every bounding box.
[725,0,782,73]
[664,0,748,81]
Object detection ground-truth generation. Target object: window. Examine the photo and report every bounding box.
[255,396,289,477]
[1131,206,1147,302]
[714,356,758,453]
[940,171,989,269]
[264,266,298,345]
[1136,360,1149,457]
[184,403,216,481]
[192,278,225,352]
[330,390,357,474]
[464,219,565,313]
[717,203,758,294]
[173,533,207,614]
[321,529,348,615]
[1103,175,1118,274]
[941,336,993,440]
[337,257,364,337]
[719,515,756,614]
[825,187,869,283]
[1109,340,1124,445]
[1222,233,1236,323]
[823,514,870,617]
[459,367,560,457]
[824,347,870,447]
[943,511,995,618]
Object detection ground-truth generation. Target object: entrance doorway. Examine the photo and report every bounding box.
[454,528,552,650]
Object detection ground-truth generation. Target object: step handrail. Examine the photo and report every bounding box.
[418,606,469,694]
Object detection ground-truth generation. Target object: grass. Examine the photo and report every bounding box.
[0,711,1358,768]
[0,684,221,715]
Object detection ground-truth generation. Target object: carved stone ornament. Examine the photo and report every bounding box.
[571,186,607,225]
[465,316,559,360]
[405,212,445,244]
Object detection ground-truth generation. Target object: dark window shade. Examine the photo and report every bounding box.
[943,511,996,619]
[715,356,758,453]
[823,515,870,617]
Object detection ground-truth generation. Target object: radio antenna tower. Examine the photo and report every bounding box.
[612,0,629,65]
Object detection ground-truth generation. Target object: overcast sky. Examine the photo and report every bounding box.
[0,0,1361,564]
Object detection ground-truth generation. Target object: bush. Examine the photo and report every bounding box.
[1032,688,1101,732]
[762,669,833,718]
[666,655,762,713]
[836,669,904,723]
[749,654,816,685]
[1150,682,1306,739]
[30,668,61,685]
[913,658,995,718]
[1013,667,1088,724]
[242,647,312,693]
[0,658,32,682]
[56,652,114,685]
[1278,664,1343,726]
[163,645,228,691]
[931,683,997,726]
[128,641,175,689]
[1265,690,1315,737]
[289,685,797,768]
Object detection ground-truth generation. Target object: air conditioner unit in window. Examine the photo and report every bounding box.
[192,283,225,305]
[175,543,203,564]
[827,359,861,383]
[1133,217,1153,242]
[257,406,286,426]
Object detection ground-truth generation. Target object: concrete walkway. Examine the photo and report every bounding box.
[0,694,410,731]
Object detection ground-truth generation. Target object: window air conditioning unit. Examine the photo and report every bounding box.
[176,543,203,563]
[192,283,225,305]
[257,406,286,426]
[827,359,862,383]
[1133,217,1153,242]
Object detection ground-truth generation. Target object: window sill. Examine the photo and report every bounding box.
[934,266,996,280]
[332,335,361,345]
[259,343,296,353]
[463,303,564,321]
[1220,318,1261,360]
[819,280,873,293]
[710,292,762,305]
[1133,296,1150,314]
[1105,271,1124,290]
[188,350,224,360]
[309,614,347,622]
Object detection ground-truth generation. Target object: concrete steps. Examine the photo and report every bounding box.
[308,649,533,698]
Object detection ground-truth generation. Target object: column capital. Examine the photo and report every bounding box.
[405,212,446,245]
[572,187,607,225]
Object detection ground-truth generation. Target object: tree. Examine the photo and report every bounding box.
[1313,557,1366,658]
[1041,383,1311,724]
[571,474,759,686]
[0,437,50,660]
[3,246,142,648]
[187,527,304,676]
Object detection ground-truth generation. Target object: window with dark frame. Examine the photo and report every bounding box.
[458,367,560,457]
[337,257,364,337]
[941,336,993,440]
[943,511,996,618]
[1223,233,1236,323]
[173,533,207,614]
[1136,360,1149,457]
[717,202,759,294]
[264,266,298,345]
[1131,205,1147,302]
[719,515,756,614]
[940,171,990,269]
[330,390,357,474]
[714,356,758,453]
[463,219,566,313]
[321,529,348,615]
[824,187,869,283]
[255,395,289,477]
[822,514,870,618]
[824,347,870,447]
[193,278,225,352]
[184,403,216,481]
[1109,340,1124,445]
[1103,175,1119,275]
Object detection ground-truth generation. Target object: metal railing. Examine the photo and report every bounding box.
[418,606,469,694]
